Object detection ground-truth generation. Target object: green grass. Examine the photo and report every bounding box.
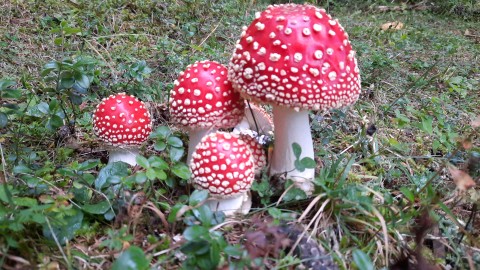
[0,0,479,269]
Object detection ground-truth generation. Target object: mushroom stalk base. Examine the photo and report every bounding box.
[205,192,252,217]
[108,148,140,166]
[187,128,217,165]
[270,106,315,195]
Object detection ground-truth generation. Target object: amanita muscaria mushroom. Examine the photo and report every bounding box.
[169,60,245,164]
[234,101,274,136]
[190,131,254,216]
[238,131,267,176]
[228,4,361,194]
[93,93,152,166]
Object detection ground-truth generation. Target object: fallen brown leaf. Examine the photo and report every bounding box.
[448,165,476,191]
[472,115,480,128]
[381,21,404,31]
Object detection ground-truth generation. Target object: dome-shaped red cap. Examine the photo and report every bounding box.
[228,4,361,111]
[190,132,255,198]
[93,93,152,146]
[170,60,245,129]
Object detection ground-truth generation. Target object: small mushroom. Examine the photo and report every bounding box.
[234,101,274,136]
[93,93,152,166]
[228,4,361,194]
[169,60,245,164]
[190,131,255,216]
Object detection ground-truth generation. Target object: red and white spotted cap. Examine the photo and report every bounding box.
[190,131,254,198]
[238,132,267,175]
[93,93,152,146]
[169,60,245,129]
[228,4,361,111]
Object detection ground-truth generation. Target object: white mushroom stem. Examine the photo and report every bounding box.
[205,192,252,216]
[270,106,315,195]
[187,128,217,164]
[108,148,140,166]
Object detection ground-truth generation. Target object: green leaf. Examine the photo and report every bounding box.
[292,143,302,159]
[43,209,83,245]
[13,197,38,207]
[54,37,63,46]
[111,246,150,270]
[167,136,183,147]
[224,245,243,257]
[46,115,64,130]
[146,168,156,180]
[282,186,307,202]
[300,157,316,169]
[74,72,90,89]
[172,163,191,180]
[180,240,210,255]
[63,27,82,35]
[135,155,149,168]
[294,159,305,172]
[155,169,167,180]
[82,200,111,214]
[167,204,184,223]
[95,162,129,190]
[183,225,209,241]
[2,89,22,99]
[352,249,374,270]
[0,79,16,91]
[400,187,415,202]
[192,205,213,227]
[189,190,208,207]
[150,126,171,139]
[0,112,8,128]
[154,141,166,151]
[148,156,169,169]
[59,77,75,89]
[420,116,433,135]
[135,172,147,184]
[169,146,184,162]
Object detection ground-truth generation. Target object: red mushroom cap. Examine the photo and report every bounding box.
[93,93,152,146]
[169,60,245,129]
[228,4,361,111]
[190,131,254,198]
[238,132,267,174]
[244,102,274,134]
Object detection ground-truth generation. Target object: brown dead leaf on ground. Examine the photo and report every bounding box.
[381,21,404,31]
[448,165,476,191]
[472,115,480,128]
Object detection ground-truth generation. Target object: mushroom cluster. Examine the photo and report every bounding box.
[92,3,360,217]
[93,92,152,166]
[228,4,361,194]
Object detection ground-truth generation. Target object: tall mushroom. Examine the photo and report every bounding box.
[228,4,361,194]
[190,131,255,216]
[93,93,152,166]
[169,60,245,164]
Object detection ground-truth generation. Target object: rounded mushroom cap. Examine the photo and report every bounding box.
[169,60,245,129]
[190,131,255,198]
[244,102,274,134]
[93,93,152,146]
[228,4,361,111]
[238,132,267,175]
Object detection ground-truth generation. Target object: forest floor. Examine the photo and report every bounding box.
[0,0,479,269]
